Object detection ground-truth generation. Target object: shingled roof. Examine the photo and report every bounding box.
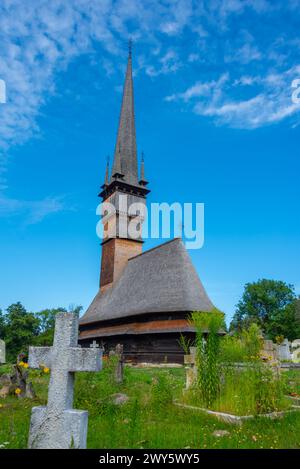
[111,45,139,186]
[80,238,214,325]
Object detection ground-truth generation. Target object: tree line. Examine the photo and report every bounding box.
[0,303,82,362]
[0,279,299,363]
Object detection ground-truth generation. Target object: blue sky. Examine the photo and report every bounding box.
[0,0,300,324]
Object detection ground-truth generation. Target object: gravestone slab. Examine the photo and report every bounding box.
[184,347,197,389]
[115,344,124,384]
[0,340,5,364]
[109,344,124,384]
[291,339,300,363]
[261,340,278,362]
[28,312,102,449]
[278,339,292,361]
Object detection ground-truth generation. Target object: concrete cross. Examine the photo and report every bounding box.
[0,339,5,364]
[90,340,99,349]
[27,312,102,449]
[184,346,197,389]
[115,344,124,384]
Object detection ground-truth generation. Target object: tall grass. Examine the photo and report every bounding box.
[185,321,290,415]
[189,309,225,408]
[1,363,300,449]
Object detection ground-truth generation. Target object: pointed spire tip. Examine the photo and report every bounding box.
[128,38,133,58]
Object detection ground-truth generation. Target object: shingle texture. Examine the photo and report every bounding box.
[80,238,214,325]
[111,51,138,186]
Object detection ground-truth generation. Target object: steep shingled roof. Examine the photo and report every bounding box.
[111,46,138,186]
[80,238,214,325]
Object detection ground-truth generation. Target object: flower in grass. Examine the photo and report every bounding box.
[23,362,29,369]
[0,442,9,448]
[19,361,25,366]
[15,388,21,395]
[43,367,50,374]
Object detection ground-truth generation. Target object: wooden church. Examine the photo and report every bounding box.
[79,46,214,363]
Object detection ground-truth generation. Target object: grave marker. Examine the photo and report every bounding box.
[184,346,197,389]
[0,339,5,364]
[90,340,99,349]
[277,339,292,361]
[115,344,124,384]
[109,344,124,384]
[28,312,102,449]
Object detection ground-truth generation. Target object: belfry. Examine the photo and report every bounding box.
[98,44,149,293]
[79,46,214,363]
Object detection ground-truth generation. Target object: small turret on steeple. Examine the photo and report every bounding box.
[139,151,148,186]
[101,155,109,188]
[101,156,110,189]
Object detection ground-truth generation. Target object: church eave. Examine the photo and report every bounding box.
[99,179,150,199]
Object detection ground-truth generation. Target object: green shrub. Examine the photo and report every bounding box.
[150,374,173,410]
[220,323,262,363]
[190,309,225,408]
[184,320,289,415]
[220,335,247,363]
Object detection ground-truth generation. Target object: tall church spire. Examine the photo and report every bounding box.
[111,41,138,186]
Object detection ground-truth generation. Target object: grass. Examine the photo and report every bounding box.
[0,363,300,449]
[184,364,292,416]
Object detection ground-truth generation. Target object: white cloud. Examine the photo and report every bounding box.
[233,76,259,86]
[159,0,193,35]
[166,81,214,102]
[0,194,67,224]
[146,49,182,76]
[226,43,262,64]
[166,66,300,129]
[188,53,200,63]
[166,73,229,102]
[0,0,299,175]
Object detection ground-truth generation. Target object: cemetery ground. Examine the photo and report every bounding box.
[1,362,300,449]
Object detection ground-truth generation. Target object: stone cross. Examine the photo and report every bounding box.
[109,344,124,384]
[28,312,102,449]
[261,339,278,362]
[0,339,5,364]
[115,344,124,384]
[278,339,292,361]
[292,339,300,363]
[90,340,99,349]
[184,346,197,389]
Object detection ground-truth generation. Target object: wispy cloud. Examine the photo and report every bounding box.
[0,0,299,170]
[165,66,300,129]
[165,73,229,102]
[0,194,68,225]
[145,49,182,76]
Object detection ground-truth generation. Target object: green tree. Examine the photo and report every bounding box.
[34,307,67,345]
[34,305,82,346]
[3,302,40,362]
[270,298,300,341]
[230,279,297,340]
[0,308,6,338]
